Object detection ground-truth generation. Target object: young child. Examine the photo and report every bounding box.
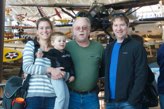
[36,32,75,109]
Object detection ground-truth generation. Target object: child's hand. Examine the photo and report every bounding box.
[69,76,75,83]
[36,48,43,58]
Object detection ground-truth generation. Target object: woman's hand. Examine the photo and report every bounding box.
[47,67,65,80]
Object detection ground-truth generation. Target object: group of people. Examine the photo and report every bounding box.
[23,17,103,109]
[22,12,160,109]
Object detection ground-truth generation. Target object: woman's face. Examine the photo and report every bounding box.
[37,21,53,40]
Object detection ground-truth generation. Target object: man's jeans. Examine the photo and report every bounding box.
[106,101,142,109]
[159,94,164,109]
[25,97,55,109]
[68,91,99,109]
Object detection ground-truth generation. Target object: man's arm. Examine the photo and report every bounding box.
[128,44,148,104]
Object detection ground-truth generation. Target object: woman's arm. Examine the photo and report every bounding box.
[23,41,48,75]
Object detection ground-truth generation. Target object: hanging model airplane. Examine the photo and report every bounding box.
[9,0,162,41]
[9,0,161,30]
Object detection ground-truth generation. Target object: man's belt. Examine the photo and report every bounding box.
[69,87,97,94]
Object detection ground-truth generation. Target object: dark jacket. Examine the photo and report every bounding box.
[43,49,75,77]
[157,43,164,94]
[104,36,148,105]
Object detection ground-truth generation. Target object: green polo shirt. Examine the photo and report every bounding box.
[66,40,104,91]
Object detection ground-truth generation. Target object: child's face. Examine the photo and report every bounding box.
[51,36,66,51]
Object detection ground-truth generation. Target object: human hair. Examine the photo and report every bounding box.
[111,13,129,26]
[36,17,53,30]
[73,17,91,28]
[50,32,66,42]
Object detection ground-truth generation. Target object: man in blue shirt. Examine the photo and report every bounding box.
[104,13,148,109]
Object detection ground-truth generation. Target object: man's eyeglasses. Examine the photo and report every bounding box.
[74,26,89,31]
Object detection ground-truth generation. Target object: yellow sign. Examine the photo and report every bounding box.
[3,48,22,62]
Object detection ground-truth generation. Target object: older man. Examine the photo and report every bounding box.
[66,17,104,109]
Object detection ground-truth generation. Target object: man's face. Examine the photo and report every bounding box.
[112,18,128,40]
[73,18,91,42]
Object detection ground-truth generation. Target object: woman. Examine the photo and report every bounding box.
[23,17,64,109]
